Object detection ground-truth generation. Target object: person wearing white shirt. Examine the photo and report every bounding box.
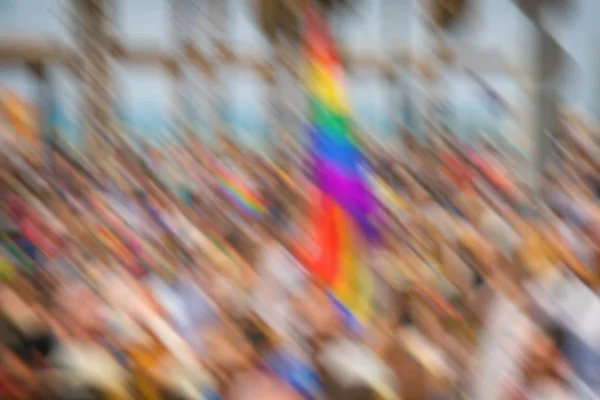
[252,232,307,341]
[467,288,539,400]
[528,271,600,399]
[317,334,398,399]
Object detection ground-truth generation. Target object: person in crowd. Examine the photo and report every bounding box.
[4,126,600,400]
[252,225,308,341]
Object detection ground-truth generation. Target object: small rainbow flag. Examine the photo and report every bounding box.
[301,4,376,324]
[414,285,462,322]
[217,167,267,218]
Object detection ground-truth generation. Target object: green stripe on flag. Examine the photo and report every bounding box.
[307,97,357,145]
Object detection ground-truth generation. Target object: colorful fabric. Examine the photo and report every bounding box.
[327,292,364,336]
[0,253,15,279]
[215,164,266,218]
[5,234,37,265]
[301,5,375,323]
[441,151,472,192]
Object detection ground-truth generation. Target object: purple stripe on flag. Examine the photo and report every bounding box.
[311,157,379,241]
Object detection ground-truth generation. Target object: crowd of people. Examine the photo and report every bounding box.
[0,125,599,400]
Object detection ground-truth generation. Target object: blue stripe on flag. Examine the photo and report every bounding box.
[327,292,364,337]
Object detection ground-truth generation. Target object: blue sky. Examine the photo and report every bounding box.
[0,0,599,145]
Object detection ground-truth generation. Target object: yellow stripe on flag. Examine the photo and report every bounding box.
[307,61,350,114]
[332,205,372,322]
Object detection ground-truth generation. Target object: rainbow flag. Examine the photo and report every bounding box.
[302,5,376,323]
[217,167,266,218]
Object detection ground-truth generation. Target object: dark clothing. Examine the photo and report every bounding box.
[0,313,57,366]
[12,332,57,366]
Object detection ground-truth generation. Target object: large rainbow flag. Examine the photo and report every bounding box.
[301,5,376,323]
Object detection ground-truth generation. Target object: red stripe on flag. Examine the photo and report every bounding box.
[296,190,341,286]
[303,2,341,68]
